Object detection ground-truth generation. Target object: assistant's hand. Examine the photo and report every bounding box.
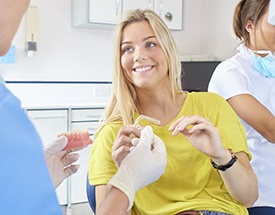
[44,136,80,188]
[108,126,167,211]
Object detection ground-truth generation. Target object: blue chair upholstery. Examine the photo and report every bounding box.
[248,206,275,215]
[86,174,96,213]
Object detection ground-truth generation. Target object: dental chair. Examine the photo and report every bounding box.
[86,174,96,214]
[88,172,275,215]
[248,207,275,215]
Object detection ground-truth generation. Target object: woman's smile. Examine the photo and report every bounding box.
[133,65,154,73]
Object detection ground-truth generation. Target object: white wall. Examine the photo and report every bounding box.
[200,0,240,59]
[1,0,241,82]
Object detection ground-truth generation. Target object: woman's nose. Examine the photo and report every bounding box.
[133,49,147,62]
[134,56,146,62]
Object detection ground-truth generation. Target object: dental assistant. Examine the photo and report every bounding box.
[208,0,275,214]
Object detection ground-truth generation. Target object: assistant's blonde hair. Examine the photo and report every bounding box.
[96,9,182,136]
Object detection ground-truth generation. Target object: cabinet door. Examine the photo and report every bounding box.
[123,0,154,14]
[154,0,183,30]
[89,0,122,24]
[27,109,68,205]
[123,0,183,30]
[70,137,92,204]
[70,108,104,204]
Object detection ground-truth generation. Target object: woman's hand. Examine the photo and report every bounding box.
[112,125,141,168]
[169,114,227,160]
[169,114,258,206]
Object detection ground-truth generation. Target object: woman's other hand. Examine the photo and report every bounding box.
[169,115,227,160]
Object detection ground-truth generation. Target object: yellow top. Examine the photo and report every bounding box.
[89,92,251,215]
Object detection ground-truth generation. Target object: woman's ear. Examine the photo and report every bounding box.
[245,20,255,33]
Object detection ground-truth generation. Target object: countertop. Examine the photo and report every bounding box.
[5,81,111,109]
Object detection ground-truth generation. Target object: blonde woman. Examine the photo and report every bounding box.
[89,9,258,215]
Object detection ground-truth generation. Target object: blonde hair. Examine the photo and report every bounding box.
[96,9,182,136]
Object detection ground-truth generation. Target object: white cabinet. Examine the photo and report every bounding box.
[71,108,104,135]
[72,0,183,30]
[72,0,122,28]
[154,0,184,30]
[123,0,154,12]
[70,108,104,204]
[27,109,69,205]
[123,0,183,30]
[88,0,122,25]
[7,81,110,211]
[26,107,105,206]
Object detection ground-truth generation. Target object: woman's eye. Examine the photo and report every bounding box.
[146,42,156,48]
[122,47,133,53]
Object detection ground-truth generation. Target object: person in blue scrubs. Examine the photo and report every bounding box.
[0,82,166,215]
[0,0,87,213]
[0,1,167,214]
[0,84,66,214]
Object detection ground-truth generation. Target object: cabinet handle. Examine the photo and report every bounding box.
[86,115,101,118]
[29,116,66,120]
[159,0,163,15]
[87,127,96,130]
[149,0,154,9]
[116,0,121,16]
[165,12,173,22]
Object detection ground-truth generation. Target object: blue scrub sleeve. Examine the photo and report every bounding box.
[0,84,62,215]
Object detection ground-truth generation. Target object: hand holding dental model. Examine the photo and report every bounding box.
[44,129,92,187]
[44,136,79,188]
[109,125,167,211]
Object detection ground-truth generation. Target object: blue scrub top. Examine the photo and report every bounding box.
[0,83,62,214]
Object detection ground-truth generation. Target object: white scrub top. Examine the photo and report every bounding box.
[208,44,275,207]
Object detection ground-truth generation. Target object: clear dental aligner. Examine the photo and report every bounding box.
[134,114,161,128]
[130,115,161,151]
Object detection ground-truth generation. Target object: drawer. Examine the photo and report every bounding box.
[71,108,104,121]
[71,121,100,136]
[27,109,68,146]
[28,109,68,121]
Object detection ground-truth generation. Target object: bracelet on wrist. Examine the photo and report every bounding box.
[211,149,237,171]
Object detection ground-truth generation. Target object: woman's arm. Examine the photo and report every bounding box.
[212,150,258,207]
[95,185,108,212]
[228,94,275,143]
[169,115,258,207]
[97,186,129,215]
[95,126,167,214]
[95,125,140,213]
[96,185,131,214]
